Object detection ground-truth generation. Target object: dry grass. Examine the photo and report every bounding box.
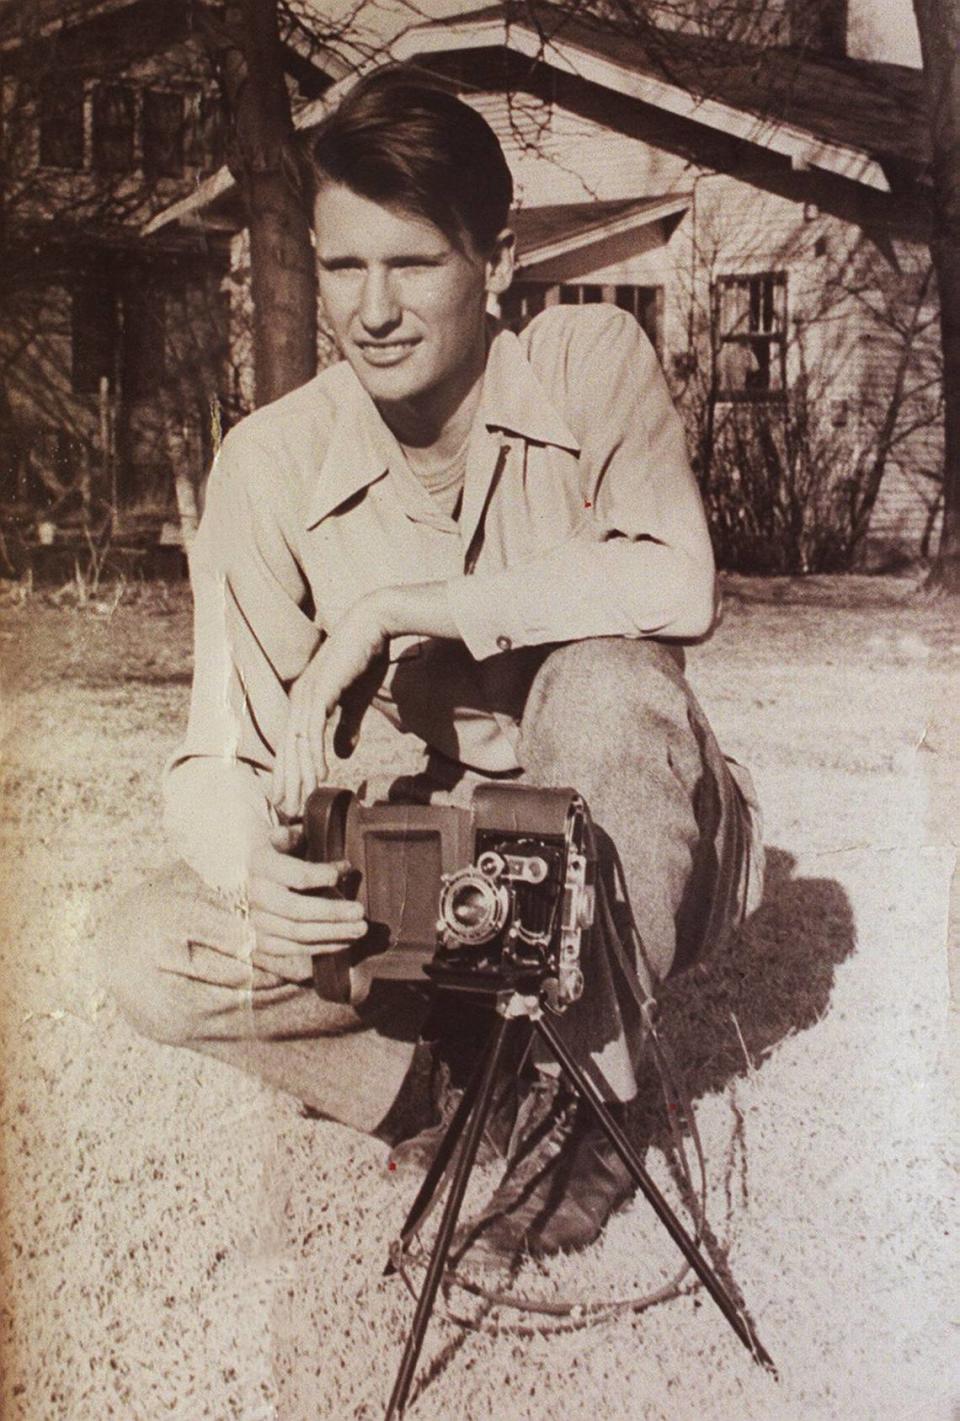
[0,574,957,1421]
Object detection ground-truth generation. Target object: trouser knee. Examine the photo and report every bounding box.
[516,637,724,983]
[95,871,216,1047]
[518,637,698,790]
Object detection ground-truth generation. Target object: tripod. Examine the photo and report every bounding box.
[382,975,777,1419]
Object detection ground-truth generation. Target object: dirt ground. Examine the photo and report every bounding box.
[0,574,957,1421]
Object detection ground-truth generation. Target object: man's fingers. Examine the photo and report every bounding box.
[275,852,350,886]
[248,848,348,892]
[295,720,319,810]
[307,699,328,785]
[333,647,388,760]
[249,878,365,924]
[268,824,301,854]
[272,705,303,816]
[250,907,367,945]
[276,680,326,817]
[270,746,287,811]
[332,696,362,760]
[251,944,318,980]
[280,715,302,818]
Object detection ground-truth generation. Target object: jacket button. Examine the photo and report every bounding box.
[496,634,512,652]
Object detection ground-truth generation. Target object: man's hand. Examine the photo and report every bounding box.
[272,594,388,819]
[246,826,367,980]
[271,581,460,819]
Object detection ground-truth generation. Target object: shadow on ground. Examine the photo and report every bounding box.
[80,669,192,688]
[599,847,858,1341]
[637,846,856,1131]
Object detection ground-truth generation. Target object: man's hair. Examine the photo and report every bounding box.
[302,68,514,255]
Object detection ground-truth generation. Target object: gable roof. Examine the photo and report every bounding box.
[513,196,689,266]
[0,0,147,49]
[485,6,926,170]
[376,4,924,187]
[0,0,342,95]
[144,1,927,237]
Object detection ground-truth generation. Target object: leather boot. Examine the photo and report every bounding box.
[454,1098,637,1262]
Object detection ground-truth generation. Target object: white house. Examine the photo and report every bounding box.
[148,1,938,569]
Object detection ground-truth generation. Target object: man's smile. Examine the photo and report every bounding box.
[355,338,421,366]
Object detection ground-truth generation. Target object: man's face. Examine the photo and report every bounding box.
[313,182,513,416]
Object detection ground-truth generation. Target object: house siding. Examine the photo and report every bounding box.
[465,93,941,559]
[469,91,703,205]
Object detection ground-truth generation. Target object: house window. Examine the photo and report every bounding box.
[501,281,663,353]
[92,83,135,172]
[614,285,663,355]
[143,90,184,178]
[499,282,549,330]
[713,272,787,400]
[72,281,118,394]
[185,92,226,173]
[558,283,605,305]
[39,75,84,169]
[122,288,166,398]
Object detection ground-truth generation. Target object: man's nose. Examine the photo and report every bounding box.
[358,269,400,333]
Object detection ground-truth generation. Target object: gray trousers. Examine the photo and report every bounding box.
[100,640,761,1134]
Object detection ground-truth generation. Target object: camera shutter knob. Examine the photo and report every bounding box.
[496,634,512,651]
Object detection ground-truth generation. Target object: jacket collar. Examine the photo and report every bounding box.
[304,322,580,530]
[478,323,580,452]
[305,364,392,529]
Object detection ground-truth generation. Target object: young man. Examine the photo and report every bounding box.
[103,72,762,1262]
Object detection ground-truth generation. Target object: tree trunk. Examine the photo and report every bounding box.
[210,0,317,407]
[914,0,960,591]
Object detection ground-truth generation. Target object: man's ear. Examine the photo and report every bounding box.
[485,228,516,296]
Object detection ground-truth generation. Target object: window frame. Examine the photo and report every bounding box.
[500,279,664,356]
[38,73,85,171]
[121,286,167,400]
[91,81,136,174]
[184,89,226,174]
[712,270,788,403]
[142,87,185,179]
[71,279,119,396]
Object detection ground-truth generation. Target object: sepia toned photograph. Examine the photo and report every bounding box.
[0,0,956,1417]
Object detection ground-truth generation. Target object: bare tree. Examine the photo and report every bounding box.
[913,0,960,591]
[199,0,317,407]
[675,215,942,573]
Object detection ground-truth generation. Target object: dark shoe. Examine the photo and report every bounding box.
[387,1073,502,1178]
[388,1066,564,1181]
[454,1100,637,1263]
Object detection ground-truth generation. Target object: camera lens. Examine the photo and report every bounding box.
[439,868,509,946]
[451,883,491,930]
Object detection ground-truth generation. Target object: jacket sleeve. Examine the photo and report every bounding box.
[445,308,717,661]
[162,428,320,893]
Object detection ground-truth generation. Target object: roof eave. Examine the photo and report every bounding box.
[516,195,690,268]
[141,7,894,238]
[142,166,237,236]
[0,0,132,52]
